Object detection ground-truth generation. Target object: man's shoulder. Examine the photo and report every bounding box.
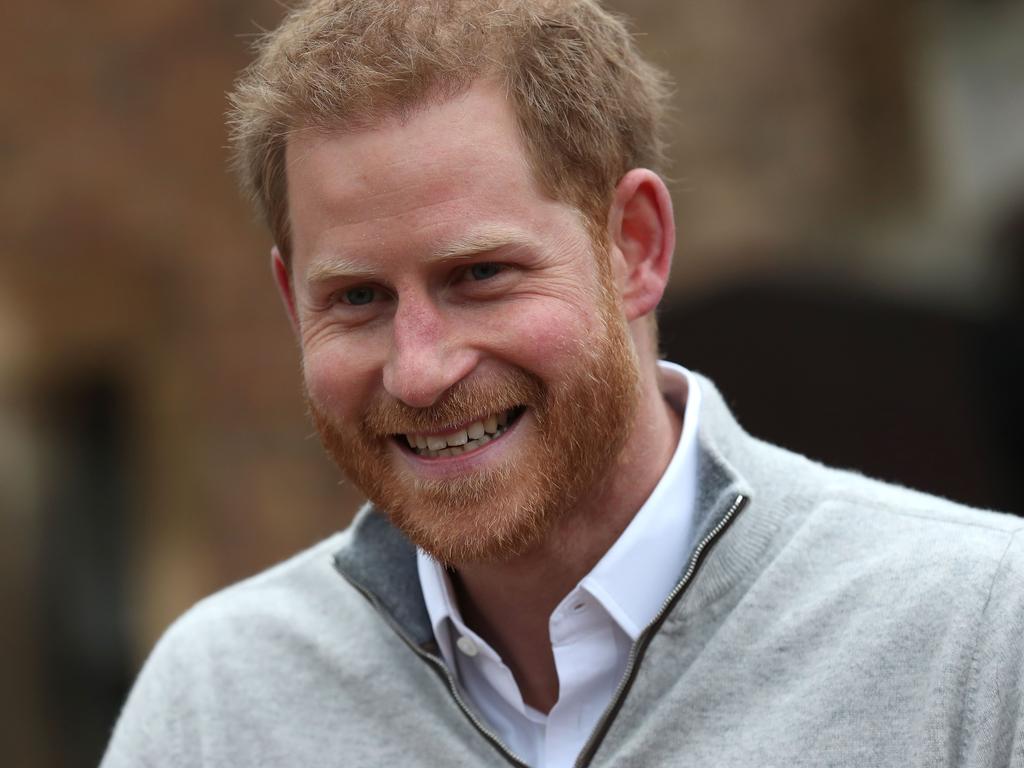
[767,448,1024,602]
[693,374,1024,618]
[813,460,1023,554]
[158,526,380,662]
[201,527,352,608]
[102,523,473,767]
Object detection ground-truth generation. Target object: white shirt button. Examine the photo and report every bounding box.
[456,635,479,657]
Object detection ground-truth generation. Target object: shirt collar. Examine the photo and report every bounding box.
[579,361,701,638]
[417,549,463,672]
[417,360,702,657]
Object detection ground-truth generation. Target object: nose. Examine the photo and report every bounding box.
[382,293,477,408]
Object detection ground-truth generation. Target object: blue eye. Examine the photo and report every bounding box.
[342,286,375,305]
[468,263,502,281]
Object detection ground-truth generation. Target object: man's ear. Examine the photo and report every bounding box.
[606,169,675,321]
[272,246,301,336]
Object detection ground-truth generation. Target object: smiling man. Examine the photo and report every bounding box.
[103,2,1024,767]
[288,85,654,576]
[284,80,674,732]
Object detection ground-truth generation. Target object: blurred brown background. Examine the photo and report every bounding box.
[2,1,1022,765]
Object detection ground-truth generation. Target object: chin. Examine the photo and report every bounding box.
[309,287,642,566]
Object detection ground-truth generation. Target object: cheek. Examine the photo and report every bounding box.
[483,299,603,375]
[301,340,380,419]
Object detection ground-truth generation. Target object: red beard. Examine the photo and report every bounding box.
[308,269,640,566]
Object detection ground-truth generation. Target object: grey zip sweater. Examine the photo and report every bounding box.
[102,375,1024,767]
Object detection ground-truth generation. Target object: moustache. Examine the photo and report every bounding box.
[360,368,545,436]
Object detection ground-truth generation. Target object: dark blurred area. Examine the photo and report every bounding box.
[661,269,1024,513]
[1,1,1022,765]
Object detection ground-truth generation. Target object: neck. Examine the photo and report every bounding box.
[452,362,682,712]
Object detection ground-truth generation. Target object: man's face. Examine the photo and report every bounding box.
[283,82,640,565]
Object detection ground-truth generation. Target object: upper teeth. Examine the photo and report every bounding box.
[404,410,514,457]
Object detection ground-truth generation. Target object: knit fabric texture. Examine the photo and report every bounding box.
[101,375,1024,767]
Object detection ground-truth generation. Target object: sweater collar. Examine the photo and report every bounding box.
[333,373,770,648]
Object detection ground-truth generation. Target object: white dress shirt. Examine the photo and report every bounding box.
[417,362,702,768]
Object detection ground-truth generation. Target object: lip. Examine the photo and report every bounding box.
[392,408,528,480]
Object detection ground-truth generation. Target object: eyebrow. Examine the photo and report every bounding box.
[305,256,379,286]
[427,227,534,262]
[304,227,534,286]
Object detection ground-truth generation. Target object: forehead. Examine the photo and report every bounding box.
[283,82,561,267]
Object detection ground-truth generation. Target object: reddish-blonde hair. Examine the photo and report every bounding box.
[228,0,670,259]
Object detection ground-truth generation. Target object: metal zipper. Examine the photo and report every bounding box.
[572,492,749,768]
[334,491,747,768]
[333,565,530,768]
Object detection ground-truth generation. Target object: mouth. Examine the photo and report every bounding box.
[395,406,526,458]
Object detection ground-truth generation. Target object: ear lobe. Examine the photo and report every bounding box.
[272,246,301,335]
[606,169,675,322]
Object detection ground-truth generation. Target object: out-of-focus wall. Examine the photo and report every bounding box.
[629,0,1024,309]
[1,1,1022,766]
[633,0,928,292]
[2,2,356,764]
